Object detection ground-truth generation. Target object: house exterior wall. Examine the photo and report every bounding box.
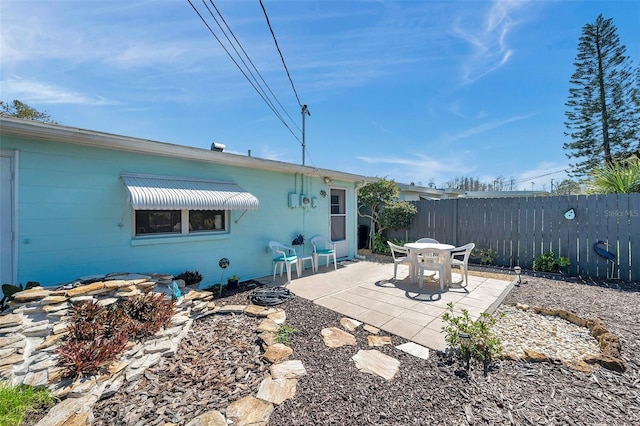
[1,134,355,287]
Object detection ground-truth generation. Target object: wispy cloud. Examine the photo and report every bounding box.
[452,0,529,84]
[357,154,467,174]
[1,77,119,105]
[441,113,532,143]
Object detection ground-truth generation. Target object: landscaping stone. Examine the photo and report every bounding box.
[351,349,400,381]
[321,326,357,347]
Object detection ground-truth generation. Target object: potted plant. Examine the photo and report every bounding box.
[227,274,239,290]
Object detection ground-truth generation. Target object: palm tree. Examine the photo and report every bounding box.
[587,158,640,193]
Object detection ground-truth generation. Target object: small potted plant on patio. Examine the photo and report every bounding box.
[227,274,239,290]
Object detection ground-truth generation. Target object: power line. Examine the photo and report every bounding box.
[186,0,302,143]
[512,169,568,185]
[259,0,303,108]
[207,0,301,133]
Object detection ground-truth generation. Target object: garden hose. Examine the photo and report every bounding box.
[249,286,296,306]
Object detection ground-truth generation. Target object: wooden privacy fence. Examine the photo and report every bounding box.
[385,194,640,280]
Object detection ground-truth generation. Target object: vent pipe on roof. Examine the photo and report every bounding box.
[211,142,226,152]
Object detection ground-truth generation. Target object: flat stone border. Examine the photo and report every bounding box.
[0,274,306,425]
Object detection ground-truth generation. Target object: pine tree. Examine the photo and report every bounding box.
[563,14,640,178]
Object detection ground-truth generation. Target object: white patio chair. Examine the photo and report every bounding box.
[387,241,410,281]
[415,237,439,244]
[450,243,475,287]
[268,241,300,284]
[416,247,448,291]
[311,236,337,271]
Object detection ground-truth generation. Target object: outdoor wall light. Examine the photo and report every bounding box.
[514,266,522,286]
[323,177,333,184]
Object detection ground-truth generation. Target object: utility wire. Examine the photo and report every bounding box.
[259,0,303,108]
[512,169,567,185]
[208,0,301,133]
[186,0,302,143]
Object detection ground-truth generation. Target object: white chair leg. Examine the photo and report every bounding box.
[273,264,277,281]
[393,263,398,280]
[285,262,292,283]
[332,253,337,270]
[294,261,301,278]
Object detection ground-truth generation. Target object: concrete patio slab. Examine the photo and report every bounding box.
[268,259,514,351]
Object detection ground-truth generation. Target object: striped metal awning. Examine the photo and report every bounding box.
[121,173,259,211]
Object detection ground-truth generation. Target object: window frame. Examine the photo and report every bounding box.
[132,209,229,238]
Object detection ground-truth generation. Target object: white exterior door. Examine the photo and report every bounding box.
[329,188,348,258]
[1,151,16,286]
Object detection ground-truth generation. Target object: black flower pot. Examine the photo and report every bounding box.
[227,279,239,290]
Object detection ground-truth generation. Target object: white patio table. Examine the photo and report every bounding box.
[403,242,455,285]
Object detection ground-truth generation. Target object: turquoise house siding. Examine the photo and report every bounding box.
[1,122,361,287]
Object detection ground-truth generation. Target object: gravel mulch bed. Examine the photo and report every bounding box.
[22,265,640,425]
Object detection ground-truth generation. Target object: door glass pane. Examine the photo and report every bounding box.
[331,216,346,240]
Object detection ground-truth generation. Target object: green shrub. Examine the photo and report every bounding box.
[174,270,203,285]
[532,251,570,273]
[470,247,497,265]
[441,302,502,363]
[276,324,299,344]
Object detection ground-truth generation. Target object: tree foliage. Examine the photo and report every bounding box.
[564,14,640,178]
[357,178,416,249]
[553,179,582,196]
[587,158,640,194]
[0,99,56,123]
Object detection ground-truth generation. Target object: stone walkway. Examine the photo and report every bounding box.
[276,260,514,351]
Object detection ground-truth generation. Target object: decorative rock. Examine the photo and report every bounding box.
[259,331,278,346]
[226,395,274,426]
[217,304,246,314]
[270,360,307,379]
[0,314,22,328]
[257,319,279,333]
[363,324,379,334]
[33,396,85,426]
[0,354,23,367]
[23,369,49,387]
[523,349,547,362]
[321,327,357,348]
[351,349,400,381]
[22,322,52,337]
[396,342,430,360]
[66,282,105,298]
[69,295,95,304]
[515,303,530,311]
[36,333,66,350]
[257,376,297,405]
[12,287,51,302]
[97,297,119,307]
[2,335,26,349]
[267,310,286,325]
[103,280,130,290]
[185,410,227,426]
[340,317,362,331]
[53,322,69,335]
[263,343,293,363]
[584,355,625,372]
[367,335,392,347]
[40,295,69,305]
[42,302,70,313]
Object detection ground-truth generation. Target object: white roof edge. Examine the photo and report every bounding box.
[0,117,372,184]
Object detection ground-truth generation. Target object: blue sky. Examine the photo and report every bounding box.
[2,1,639,190]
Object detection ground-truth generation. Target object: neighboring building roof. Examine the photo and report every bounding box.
[0,117,371,184]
